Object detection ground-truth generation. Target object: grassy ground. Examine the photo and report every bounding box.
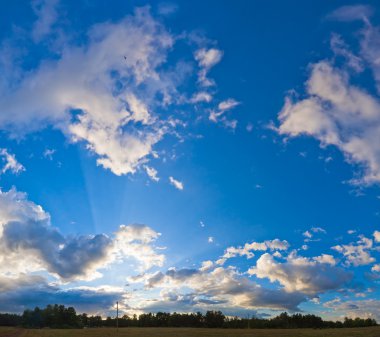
[1,327,380,337]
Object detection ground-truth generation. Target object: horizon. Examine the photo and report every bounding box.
[0,0,380,322]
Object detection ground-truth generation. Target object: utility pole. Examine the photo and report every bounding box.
[116,301,119,335]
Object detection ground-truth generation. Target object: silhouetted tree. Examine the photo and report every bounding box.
[0,305,377,329]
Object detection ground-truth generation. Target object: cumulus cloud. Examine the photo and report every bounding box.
[126,235,358,313]
[0,188,164,280]
[313,254,337,266]
[113,224,164,271]
[0,149,24,174]
[332,235,375,266]
[169,176,184,190]
[0,7,236,178]
[374,230,380,242]
[131,265,306,312]
[248,252,351,295]
[218,239,289,264]
[125,229,380,315]
[278,60,380,185]
[0,8,173,176]
[277,18,380,186]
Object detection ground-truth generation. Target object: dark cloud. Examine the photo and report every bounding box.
[2,219,112,280]
[0,275,122,314]
[0,187,164,281]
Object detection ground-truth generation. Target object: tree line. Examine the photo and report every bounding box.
[0,304,377,329]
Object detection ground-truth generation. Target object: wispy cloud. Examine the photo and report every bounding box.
[144,165,160,182]
[169,176,184,190]
[326,5,373,22]
[0,149,24,174]
[194,48,223,87]
[209,98,240,129]
[31,0,60,42]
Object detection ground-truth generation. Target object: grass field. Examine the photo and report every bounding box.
[1,327,380,337]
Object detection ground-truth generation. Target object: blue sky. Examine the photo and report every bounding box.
[1,0,380,320]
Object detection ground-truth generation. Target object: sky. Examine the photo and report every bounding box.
[1,0,380,321]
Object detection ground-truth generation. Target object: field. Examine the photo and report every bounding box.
[1,327,380,337]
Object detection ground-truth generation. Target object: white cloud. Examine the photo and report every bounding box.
[313,254,336,266]
[278,60,380,186]
[209,99,239,122]
[208,236,214,243]
[332,235,375,266]
[0,149,24,175]
[303,230,312,239]
[374,230,380,243]
[0,7,233,178]
[195,48,223,69]
[248,252,351,295]
[0,8,174,176]
[144,165,159,182]
[217,99,240,111]
[277,20,380,186]
[190,91,213,103]
[200,260,214,272]
[113,224,165,271]
[219,239,289,264]
[209,98,240,129]
[127,230,380,314]
[194,48,223,87]
[169,176,184,190]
